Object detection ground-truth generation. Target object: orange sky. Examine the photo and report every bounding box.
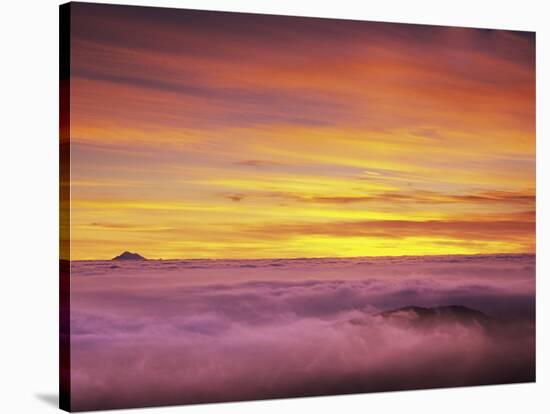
[67,4,535,260]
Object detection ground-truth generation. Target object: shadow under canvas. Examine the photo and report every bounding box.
[35,393,59,408]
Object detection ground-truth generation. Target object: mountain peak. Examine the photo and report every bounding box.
[112,251,146,261]
[379,305,490,326]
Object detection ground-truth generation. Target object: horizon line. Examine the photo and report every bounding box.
[66,251,536,262]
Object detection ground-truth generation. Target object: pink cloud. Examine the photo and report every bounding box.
[68,254,535,410]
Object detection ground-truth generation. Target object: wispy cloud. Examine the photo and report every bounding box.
[68,3,535,259]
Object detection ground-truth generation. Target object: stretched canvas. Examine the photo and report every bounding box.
[59,2,536,412]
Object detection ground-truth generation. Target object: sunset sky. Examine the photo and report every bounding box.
[68,3,535,260]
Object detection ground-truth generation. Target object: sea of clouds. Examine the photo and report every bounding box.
[68,254,535,411]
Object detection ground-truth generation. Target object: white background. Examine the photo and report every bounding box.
[1,0,548,412]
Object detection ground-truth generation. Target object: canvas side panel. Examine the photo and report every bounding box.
[59,2,71,412]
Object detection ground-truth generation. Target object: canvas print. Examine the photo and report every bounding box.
[59,2,536,412]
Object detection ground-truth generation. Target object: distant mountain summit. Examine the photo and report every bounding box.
[112,251,146,261]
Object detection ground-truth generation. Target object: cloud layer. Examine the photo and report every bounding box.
[68,254,535,410]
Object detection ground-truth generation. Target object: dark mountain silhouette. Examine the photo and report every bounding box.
[379,305,491,327]
[112,251,146,261]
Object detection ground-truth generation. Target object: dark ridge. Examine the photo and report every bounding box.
[112,251,147,261]
[379,305,492,326]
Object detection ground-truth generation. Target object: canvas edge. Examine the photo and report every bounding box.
[60,2,72,412]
